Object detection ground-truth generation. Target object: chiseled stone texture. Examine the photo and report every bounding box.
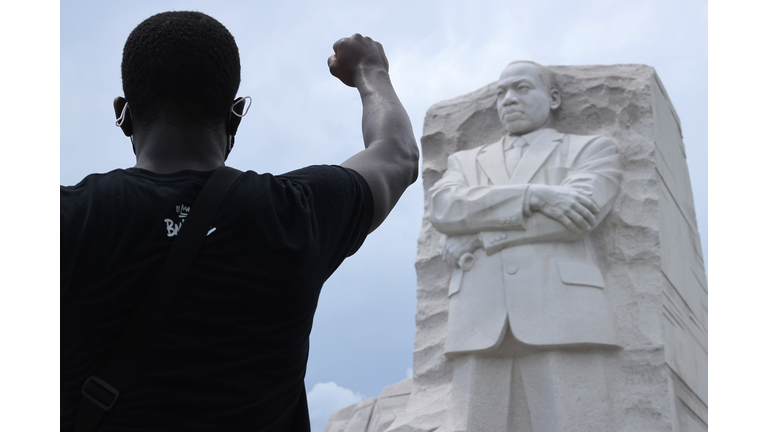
[324,403,359,432]
[323,379,414,432]
[328,64,707,432]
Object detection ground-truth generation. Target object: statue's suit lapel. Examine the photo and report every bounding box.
[477,138,510,186]
[475,130,564,186]
[509,129,563,185]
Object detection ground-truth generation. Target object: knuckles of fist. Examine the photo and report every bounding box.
[327,34,389,86]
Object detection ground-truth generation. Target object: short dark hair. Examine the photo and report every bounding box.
[121,11,241,127]
[505,60,557,93]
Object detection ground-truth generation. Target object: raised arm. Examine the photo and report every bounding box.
[329,34,420,233]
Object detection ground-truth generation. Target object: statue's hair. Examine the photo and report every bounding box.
[504,60,558,93]
[121,11,241,127]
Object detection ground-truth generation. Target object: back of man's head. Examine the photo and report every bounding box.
[121,11,241,129]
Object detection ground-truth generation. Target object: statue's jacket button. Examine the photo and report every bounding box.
[506,264,518,274]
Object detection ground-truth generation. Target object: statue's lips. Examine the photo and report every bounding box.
[502,111,523,121]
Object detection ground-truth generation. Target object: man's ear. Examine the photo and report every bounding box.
[228,97,248,136]
[549,89,562,111]
[113,97,133,137]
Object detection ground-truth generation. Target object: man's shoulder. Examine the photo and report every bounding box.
[273,165,370,193]
[275,164,357,179]
[61,168,129,190]
[268,165,373,211]
[60,170,134,215]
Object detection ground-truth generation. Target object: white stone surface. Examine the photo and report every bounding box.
[367,378,414,432]
[323,379,414,432]
[324,403,359,432]
[419,62,625,430]
[326,63,707,432]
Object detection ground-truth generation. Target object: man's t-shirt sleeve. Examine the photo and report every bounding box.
[278,164,374,262]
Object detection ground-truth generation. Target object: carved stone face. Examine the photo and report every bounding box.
[496,62,560,135]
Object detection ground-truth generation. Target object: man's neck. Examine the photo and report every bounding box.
[132,122,229,174]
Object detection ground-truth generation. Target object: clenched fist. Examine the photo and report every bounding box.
[328,34,389,88]
[440,234,483,268]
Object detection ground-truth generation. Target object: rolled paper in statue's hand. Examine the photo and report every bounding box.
[458,252,476,271]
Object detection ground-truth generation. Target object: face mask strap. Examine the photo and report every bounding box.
[231,96,252,118]
[116,103,129,127]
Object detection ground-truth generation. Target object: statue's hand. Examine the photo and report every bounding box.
[528,184,599,234]
[440,234,482,267]
[327,34,389,88]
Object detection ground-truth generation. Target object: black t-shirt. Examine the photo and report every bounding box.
[60,165,373,431]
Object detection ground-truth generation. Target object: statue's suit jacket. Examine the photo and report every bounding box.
[428,128,622,356]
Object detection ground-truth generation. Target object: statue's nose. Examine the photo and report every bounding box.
[502,91,518,105]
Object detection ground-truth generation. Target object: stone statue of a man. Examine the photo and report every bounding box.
[427,61,622,432]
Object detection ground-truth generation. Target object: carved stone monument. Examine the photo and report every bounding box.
[325,63,707,432]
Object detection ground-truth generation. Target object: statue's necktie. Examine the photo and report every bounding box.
[504,136,528,178]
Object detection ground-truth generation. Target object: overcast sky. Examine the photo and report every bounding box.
[55,0,707,430]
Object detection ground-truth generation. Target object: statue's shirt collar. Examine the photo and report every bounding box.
[504,128,554,151]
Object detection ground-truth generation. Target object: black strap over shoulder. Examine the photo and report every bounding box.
[74,166,243,432]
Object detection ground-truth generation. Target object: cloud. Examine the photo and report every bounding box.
[307,382,365,432]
